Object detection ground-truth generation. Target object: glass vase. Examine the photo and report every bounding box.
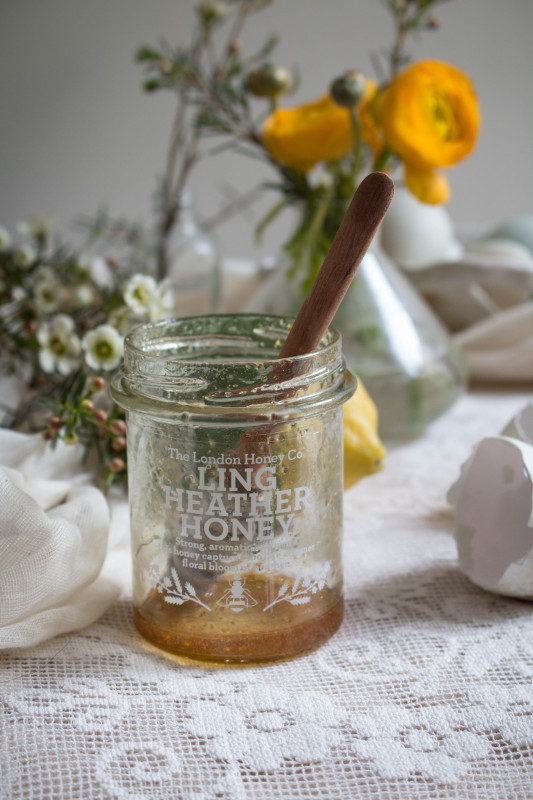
[165,190,220,317]
[245,244,467,440]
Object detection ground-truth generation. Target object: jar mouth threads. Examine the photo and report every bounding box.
[123,313,339,368]
[112,314,355,419]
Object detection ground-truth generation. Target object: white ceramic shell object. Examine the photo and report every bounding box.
[465,236,532,263]
[448,403,533,598]
[501,402,533,445]
[379,187,462,270]
[405,241,533,332]
[489,215,533,254]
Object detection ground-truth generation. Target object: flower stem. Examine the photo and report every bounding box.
[348,107,362,186]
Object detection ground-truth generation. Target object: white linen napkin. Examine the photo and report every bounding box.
[0,429,124,648]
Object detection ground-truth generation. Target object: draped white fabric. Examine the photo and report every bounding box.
[0,430,128,648]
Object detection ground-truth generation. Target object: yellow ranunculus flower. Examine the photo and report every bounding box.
[404,162,450,205]
[381,59,480,167]
[375,60,480,204]
[358,80,385,158]
[262,94,353,172]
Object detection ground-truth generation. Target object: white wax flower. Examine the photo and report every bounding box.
[11,286,26,301]
[0,227,11,250]
[14,244,36,269]
[74,284,96,308]
[123,274,158,317]
[37,314,82,375]
[78,253,113,289]
[82,324,124,371]
[17,216,53,238]
[148,280,175,322]
[34,267,63,314]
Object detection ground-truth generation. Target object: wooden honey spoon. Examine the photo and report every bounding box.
[227,171,394,457]
[232,170,395,399]
[213,171,395,402]
[279,170,394,360]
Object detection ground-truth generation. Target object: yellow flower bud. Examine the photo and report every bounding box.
[330,70,367,108]
[196,2,229,26]
[246,63,293,98]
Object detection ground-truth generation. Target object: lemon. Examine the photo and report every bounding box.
[343,378,386,489]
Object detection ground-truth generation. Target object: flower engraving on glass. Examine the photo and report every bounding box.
[155,567,211,611]
[262,562,331,611]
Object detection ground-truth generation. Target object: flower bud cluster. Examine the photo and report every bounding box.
[41,377,128,485]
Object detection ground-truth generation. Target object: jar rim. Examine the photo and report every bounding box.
[123,313,342,370]
[112,314,355,419]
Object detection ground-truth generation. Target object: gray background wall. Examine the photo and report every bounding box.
[1,0,532,261]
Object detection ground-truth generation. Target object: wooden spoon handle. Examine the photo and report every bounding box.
[279,171,394,359]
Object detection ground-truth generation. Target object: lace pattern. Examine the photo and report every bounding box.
[2,391,533,799]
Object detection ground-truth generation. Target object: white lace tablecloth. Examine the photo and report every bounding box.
[2,389,533,800]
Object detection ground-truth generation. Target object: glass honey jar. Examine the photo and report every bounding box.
[111,314,355,664]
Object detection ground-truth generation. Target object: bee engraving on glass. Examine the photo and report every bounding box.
[217,575,258,612]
